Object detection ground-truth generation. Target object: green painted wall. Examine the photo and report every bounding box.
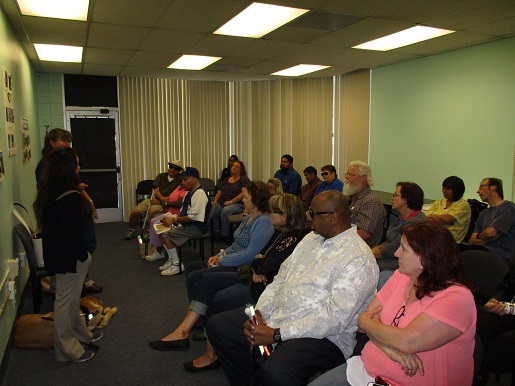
[0,6,40,365]
[369,37,515,202]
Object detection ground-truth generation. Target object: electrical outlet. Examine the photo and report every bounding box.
[18,252,26,267]
[8,280,16,300]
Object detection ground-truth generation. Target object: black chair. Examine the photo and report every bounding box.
[135,179,154,204]
[14,224,54,313]
[461,250,509,305]
[199,178,217,198]
[177,204,216,273]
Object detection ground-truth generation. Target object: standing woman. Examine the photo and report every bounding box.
[34,147,100,362]
[213,160,250,240]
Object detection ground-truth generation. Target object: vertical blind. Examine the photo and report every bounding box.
[118,71,370,219]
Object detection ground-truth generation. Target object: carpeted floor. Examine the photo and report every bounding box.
[4,222,230,386]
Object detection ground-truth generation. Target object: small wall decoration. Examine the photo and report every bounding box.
[4,68,16,156]
[0,126,5,181]
[21,117,31,162]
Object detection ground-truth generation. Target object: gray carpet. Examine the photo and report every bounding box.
[4,222,230,386]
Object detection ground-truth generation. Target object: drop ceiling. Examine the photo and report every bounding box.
[1,0,514,81]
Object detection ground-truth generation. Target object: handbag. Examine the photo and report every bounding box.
[13,202,44,268]
[236,264,253,286]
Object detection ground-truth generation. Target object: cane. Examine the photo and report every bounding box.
[137,189,155,255]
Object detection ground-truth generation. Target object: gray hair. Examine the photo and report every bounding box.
[348,160,373,187]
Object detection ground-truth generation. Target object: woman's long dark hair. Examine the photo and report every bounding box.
[34,147,88,230]
[401,220,467,299]
[42,128,72,157]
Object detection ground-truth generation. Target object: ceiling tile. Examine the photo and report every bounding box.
[91,0,175,27]
[88,23,151,50]
[22,16,87,45]
[84,48,136,65]
[138,29,205,52]
[82,63,125,76]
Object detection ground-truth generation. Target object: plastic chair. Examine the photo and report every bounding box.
[461,250,509,304]
[199,178,217,198]
[14,224,54,313]
[177,204,216,273]
[135,179,154,204]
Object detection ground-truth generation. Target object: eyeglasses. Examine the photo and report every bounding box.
[392,193,402,198]
[391,304,406,327]
[321,172,329,176]
[344,172,362,177]
[478,184,490,189]
[268,211,284,215]
[169,166,182,171]
[308,208,334,218]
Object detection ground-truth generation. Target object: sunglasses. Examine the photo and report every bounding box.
[169,165,183,171]
[321,172,329,176]
[308,208,334,218]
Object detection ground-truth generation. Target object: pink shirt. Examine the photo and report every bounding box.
[361,270,476,386]
[166,185,187,215]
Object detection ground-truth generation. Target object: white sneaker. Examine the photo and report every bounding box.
[160,263,185,276]
[145,250,165,261]
[159,259,173,271]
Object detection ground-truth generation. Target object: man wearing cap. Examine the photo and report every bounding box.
[159,167,212,276]
[125,160,184,240]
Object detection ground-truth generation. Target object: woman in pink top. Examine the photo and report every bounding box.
[144,185,187,261]
[310,221,476,386]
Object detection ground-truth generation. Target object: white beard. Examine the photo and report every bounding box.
[343,183,361,197]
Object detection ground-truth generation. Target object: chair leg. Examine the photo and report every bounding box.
[199,239,204,259]
[31,275,41,314]
[178,248,183,275]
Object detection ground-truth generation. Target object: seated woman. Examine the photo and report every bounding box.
[148,181,274,351]
[144,184,187,261]
[213,160,250,241]
[267,177,283,196]
[183,193,309,371]
[218,154,238,189]
[426,176,471,243]
[310,221,476,386]
[372,182,426,270]
[314,165,344,196]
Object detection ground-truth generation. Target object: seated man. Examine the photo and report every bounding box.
[125,160,183,240]
[476,256,515,384]
[207,190,379,385]
[158,167,212,276]
[299,166,322,209]
[469,177,515,262]
[314,165,344,196]
[343,160,386,248]
[274,154,302,196]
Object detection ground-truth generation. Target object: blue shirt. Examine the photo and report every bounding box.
[314,177,344,196]
[274,168,302,196]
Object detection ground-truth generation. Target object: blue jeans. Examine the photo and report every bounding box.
[213,202,244,237]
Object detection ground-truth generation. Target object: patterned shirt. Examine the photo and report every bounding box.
[349,186,387,248]
[427,198,471,243]
[256,227,379,358]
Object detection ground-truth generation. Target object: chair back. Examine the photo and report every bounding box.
[14,224,41,270]
[461,250,509,302]
[200,178,217,198]
[136,179,154,203]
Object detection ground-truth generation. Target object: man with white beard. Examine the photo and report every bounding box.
[343,160,386,248]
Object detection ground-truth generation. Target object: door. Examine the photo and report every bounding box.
[66,110,123,223]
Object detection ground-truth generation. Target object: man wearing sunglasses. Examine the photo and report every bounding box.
[314,165,344,196]
[125,160,184,240]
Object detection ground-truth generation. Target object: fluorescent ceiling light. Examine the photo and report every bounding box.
[168,55,222,70]
[214,2,308,38]
[34,44,83,63]
[353,26,455,51]
[16,0,89,21]
[272,64,330,77]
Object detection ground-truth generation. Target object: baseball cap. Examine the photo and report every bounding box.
[168,160,184,170]
[180,167,200,179]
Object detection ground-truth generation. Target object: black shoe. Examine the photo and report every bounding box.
[83,283,103,294]
[82,342,100,352]
[183,359,220,372]
[191,328,207,341]
[148,338,190,351]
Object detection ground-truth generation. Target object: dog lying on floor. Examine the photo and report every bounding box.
[13,296,118,348]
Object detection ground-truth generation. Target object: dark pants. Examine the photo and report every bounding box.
[476,306,515,376]
[207,307,346,386]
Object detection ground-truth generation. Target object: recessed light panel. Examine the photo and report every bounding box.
[168,55,222,70]
[17,0,89,21]
[272,64,330,77]
[353,26,455,51]
[34,44,83,62]
[214,2,308,38]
